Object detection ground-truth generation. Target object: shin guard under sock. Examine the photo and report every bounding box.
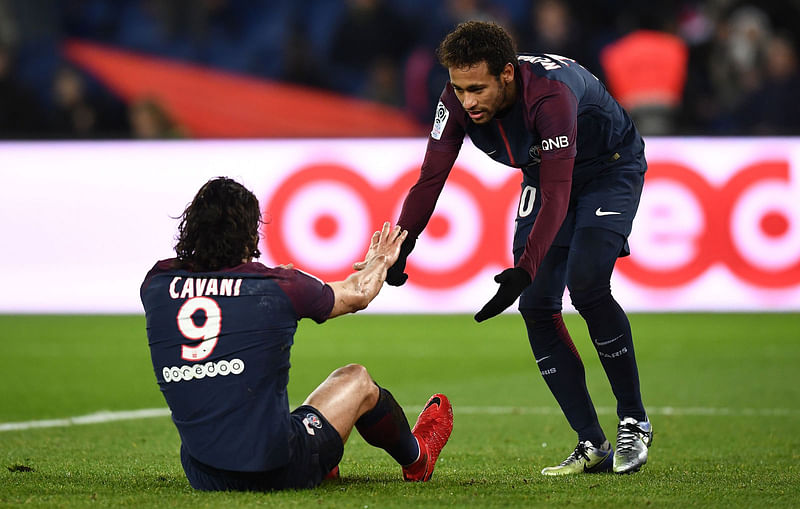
[577,293,646,421]
[566,227,646,422]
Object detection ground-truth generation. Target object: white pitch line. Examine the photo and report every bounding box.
[2,405,798,432]
[0,408,171,432]
[456,406,800,417]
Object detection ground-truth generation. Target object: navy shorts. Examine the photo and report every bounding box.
[513,158,645,311]
[513,160,645,260]
[180,405,344,491]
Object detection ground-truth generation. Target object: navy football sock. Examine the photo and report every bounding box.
[577,293,646,421]
[522,309,606,445]
[566,228,646,422]
[356,387,419,466]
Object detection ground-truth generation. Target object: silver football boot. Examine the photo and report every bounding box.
[541,439,613,475]
[613,417,653,474]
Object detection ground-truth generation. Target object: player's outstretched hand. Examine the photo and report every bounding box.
[474,267,532,322]
[352,222,407,271]
[385,236,416,286]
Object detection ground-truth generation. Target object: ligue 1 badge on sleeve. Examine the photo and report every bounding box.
[431,101,449,140]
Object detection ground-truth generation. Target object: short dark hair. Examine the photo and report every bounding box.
[436,21,517,76]
[175,177,261,271]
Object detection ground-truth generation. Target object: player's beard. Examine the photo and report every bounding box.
[480,78,515,123]
[494,77,515,116]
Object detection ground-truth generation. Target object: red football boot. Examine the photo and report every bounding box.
[402,394,453,482]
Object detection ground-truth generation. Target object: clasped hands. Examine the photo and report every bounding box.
[352,224,530,322]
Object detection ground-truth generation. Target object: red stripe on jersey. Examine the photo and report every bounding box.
[496,122,517,167]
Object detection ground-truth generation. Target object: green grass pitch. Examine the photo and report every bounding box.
[2,313,799,508]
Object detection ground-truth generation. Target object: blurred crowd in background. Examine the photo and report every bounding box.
[1,0,799,139]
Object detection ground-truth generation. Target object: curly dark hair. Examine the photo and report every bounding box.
[436,21,517,76]
[175,177,262,271]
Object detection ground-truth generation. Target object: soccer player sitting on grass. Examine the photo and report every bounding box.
[140,177,453,491]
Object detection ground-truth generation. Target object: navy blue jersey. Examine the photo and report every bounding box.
[432,53,644,184]
[397,53,646,280]
[140,259,334,472]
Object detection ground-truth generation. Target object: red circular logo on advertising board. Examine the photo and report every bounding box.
[263,160,799,289]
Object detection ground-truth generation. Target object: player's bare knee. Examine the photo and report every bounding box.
[342,364,379,405]
[332,363,373,386]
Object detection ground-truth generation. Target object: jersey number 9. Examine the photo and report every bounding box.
[177,296,221,361]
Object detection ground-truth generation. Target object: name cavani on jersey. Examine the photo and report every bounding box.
[168,276,244,300]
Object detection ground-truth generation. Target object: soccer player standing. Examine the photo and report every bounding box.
[141,177,453,490]
[388,21,652,475]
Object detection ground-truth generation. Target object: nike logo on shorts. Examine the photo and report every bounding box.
[595,207,621,216]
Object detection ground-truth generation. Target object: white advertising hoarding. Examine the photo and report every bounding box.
[1,137,799,313]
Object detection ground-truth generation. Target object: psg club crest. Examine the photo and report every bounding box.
[303,413,322,435]
[529,144,542,164]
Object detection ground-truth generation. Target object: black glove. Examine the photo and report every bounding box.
[474,267,532,322]
[386,236,416,286]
